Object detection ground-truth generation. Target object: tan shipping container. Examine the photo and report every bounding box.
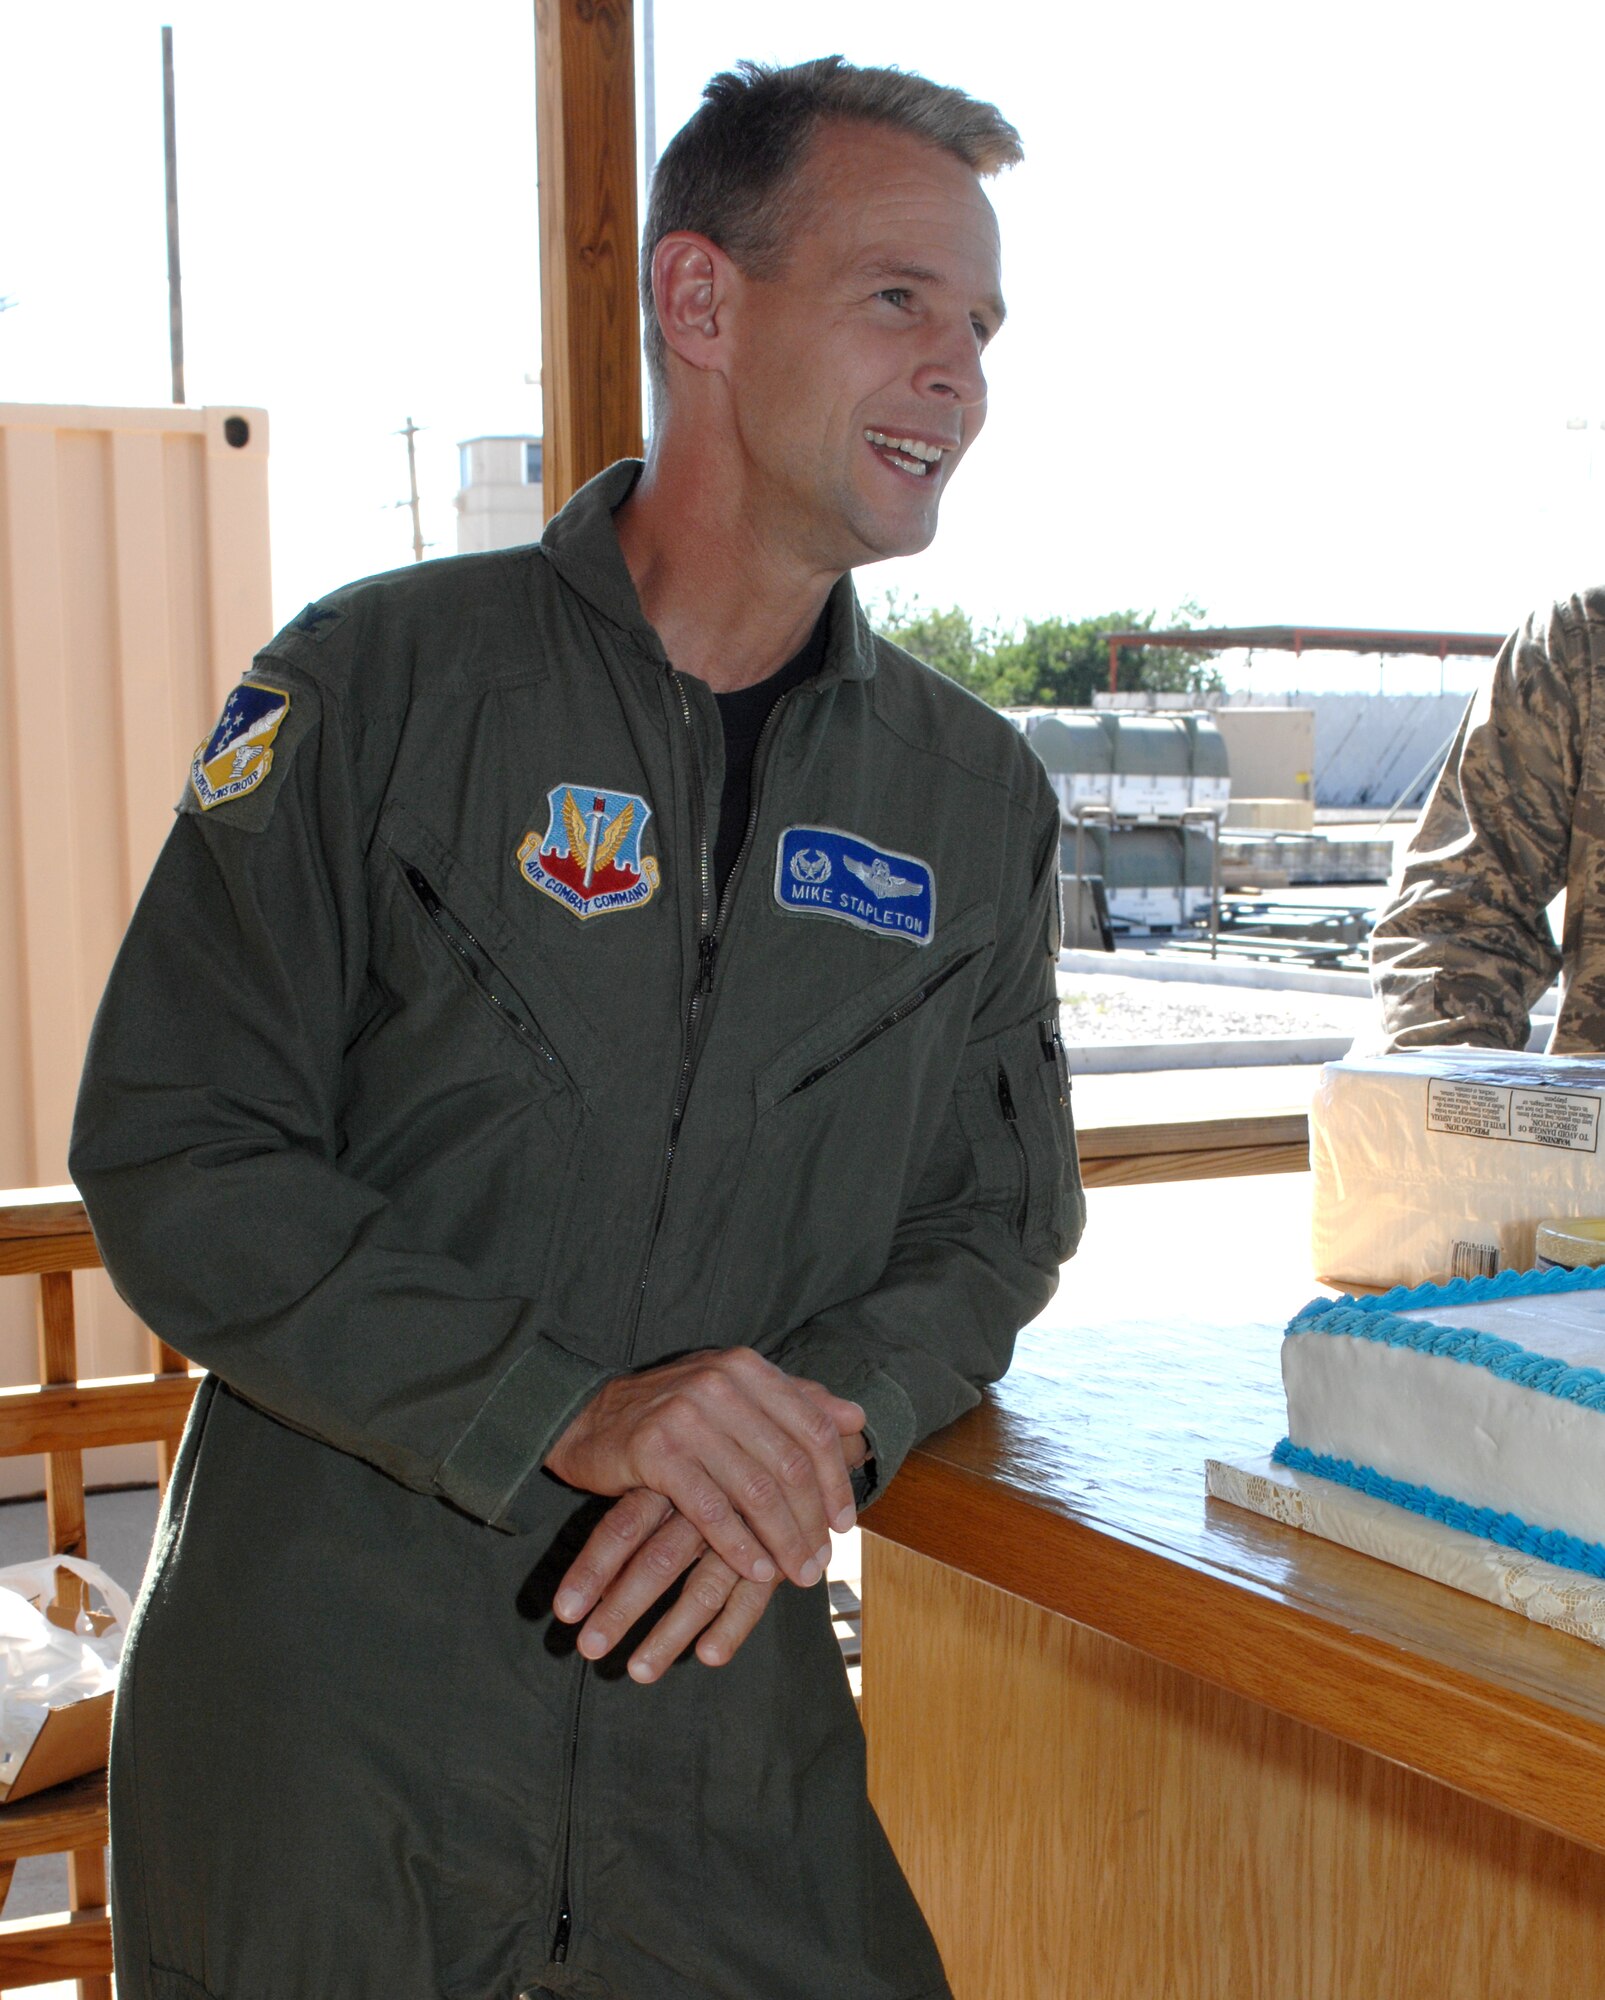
[1212,705,1316,809]
[0,401,271,1494]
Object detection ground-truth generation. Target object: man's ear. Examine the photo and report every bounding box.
[652,232,734,375]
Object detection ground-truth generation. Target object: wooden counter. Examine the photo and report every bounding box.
[862,1173,1605,1999]
[1071,1064,1316,1187]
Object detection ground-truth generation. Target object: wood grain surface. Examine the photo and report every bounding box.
[0,1907,113,1979]
[1069,1062,1319,1139]
[37,1268,89,1623]
[0,1187,99,1279]
[535,0,643,516]
[865,1536,1605,2000]
[1080,1138,1309,1187]
[0,1772,106,1864]
[0,1374,198,1456]
[1072,1064,1313,1184]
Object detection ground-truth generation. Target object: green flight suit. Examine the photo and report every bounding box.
[70,462,1083,2000]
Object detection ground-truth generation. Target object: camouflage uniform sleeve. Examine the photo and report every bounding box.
[1369,600,1588,1051]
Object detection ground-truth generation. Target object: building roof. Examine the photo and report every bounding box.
[1105,623,1505,659]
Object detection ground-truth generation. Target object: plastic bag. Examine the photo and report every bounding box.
[0,1557,132,1782]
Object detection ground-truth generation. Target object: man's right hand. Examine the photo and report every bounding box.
[552,1420,870,1680]
[543,1346,864,1590]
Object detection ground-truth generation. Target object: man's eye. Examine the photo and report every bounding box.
[971,318,992,345]
[878,288,912,309]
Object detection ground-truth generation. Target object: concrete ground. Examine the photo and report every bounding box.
[1058,969,1375,1047]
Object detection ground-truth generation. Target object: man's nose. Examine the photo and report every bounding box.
[913,324,987,410]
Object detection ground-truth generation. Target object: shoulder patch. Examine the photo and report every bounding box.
[189,684,291,810]
[775,827,935,946]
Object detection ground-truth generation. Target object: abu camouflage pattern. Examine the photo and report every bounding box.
[1371,588,1605,1055]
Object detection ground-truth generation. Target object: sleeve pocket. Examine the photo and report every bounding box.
[955,1016,1083,1263]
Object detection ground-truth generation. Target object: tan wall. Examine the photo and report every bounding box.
[1214,705,1316,805]
[0,402,271,1493]
[1224,797,1318,832]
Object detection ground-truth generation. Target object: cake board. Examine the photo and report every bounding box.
[1207,1452,1605,1651]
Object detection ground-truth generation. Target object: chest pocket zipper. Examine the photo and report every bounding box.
[400,861,562,1073]
[787,949,982,1097]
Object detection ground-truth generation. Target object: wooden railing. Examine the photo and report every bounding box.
[1071,1066,1313,1188]
[0,1187,200,2000]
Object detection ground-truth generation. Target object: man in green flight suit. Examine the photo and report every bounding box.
[71,56,1082,2000]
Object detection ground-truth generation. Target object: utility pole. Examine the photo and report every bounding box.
[162,25,185,404]
[642,0,657,191]
[397,417,426,562]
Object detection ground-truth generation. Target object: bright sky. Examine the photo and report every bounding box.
[4,0,1604,695]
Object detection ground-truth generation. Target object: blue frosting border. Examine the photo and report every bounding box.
[1271,1439,1605,1580]
[1285,1260,1605,1412]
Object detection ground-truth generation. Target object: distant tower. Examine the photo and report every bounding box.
[454,435,545,552]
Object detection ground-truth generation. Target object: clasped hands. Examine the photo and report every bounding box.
[543,1347,866,1685]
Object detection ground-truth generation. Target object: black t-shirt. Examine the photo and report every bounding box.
[711,609,830,905]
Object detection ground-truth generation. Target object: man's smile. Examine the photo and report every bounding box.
[862,428,955,479]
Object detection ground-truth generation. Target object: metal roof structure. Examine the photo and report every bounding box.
[1103,623,1506,693]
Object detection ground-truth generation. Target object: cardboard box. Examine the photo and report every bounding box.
[0,1687,112,1804]
[1312,1051,1605,1289]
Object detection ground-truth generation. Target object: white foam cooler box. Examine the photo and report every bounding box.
[1311,1051,1605,1289]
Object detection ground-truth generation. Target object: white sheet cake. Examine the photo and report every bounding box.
[1275,1263,1605,1577]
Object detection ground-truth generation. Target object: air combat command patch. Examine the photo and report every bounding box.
[775,826,935,945]
[190,683,291,810]
[516,784,660,920]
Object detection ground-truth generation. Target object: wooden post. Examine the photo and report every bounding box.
[534,0,643,518]
[35,1273,88,1627]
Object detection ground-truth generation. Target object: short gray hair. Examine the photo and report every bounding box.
[641,57,1022,407]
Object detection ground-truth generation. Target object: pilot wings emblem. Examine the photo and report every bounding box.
[843,854,920,900]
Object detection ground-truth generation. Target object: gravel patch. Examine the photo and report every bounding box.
[1058,973,1377,1046]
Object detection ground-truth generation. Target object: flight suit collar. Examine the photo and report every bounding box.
[537,459,878,688]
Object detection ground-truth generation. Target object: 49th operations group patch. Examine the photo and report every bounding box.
[190,684,291,810]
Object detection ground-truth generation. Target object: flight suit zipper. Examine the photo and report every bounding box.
[549,667,800,1966]
[1042,1018,1070,1106]
[399,862,561,1070]
[788,948,983,1094]
[549,1665,586,1964]
[625,670,799,1359]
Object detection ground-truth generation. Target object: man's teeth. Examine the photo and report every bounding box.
[864,430,945,476]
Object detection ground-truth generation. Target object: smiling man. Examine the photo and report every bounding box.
[71,56,1081,2000]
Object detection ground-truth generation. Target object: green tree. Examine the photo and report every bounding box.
[990,606,1220,707]
[868,591,1007,703]
[1135,600,1222,697]
[869,595,1219,710]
